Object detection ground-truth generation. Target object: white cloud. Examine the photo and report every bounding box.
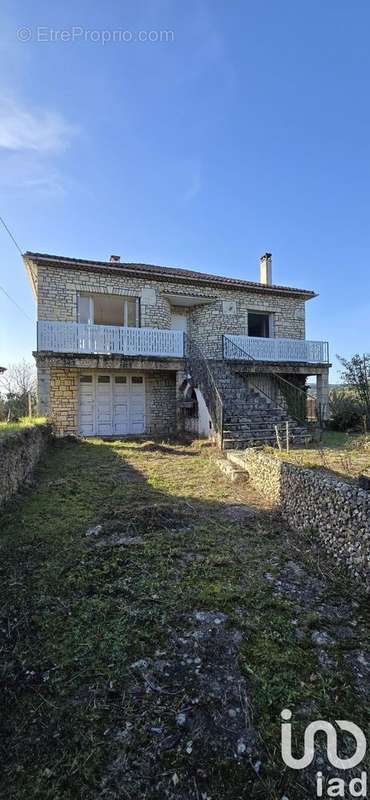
[0,96,77,197]
[0,96,76,153]
[0,151,66,197]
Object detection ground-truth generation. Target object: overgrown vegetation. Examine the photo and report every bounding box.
[336,352,370,430]
[268,430,370,482]
[328,388,365,432]
[0,438,369,799]
[0,416,46,438]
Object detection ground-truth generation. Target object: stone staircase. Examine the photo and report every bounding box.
[210,363,311,450]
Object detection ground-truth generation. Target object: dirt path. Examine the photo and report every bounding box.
[0,438,369,799]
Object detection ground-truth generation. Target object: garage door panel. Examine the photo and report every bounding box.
[130,376,145,433]
[113,377,130,434]
[96,376,112,434]
[78,372,145,436]
[131,405,145,422]
[78,374,94,435]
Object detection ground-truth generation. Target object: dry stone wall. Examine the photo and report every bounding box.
[229,449,370,592]
[0,424,51,507]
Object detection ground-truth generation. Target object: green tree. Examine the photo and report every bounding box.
[337,353,370,427]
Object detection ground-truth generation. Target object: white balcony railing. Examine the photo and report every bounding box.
[38,321,184,357]
[223,335,329,364]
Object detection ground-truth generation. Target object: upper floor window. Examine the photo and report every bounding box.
[78,293,140,327]
[248,311,271,338]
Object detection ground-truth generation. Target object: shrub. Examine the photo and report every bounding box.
[328,389,364,431]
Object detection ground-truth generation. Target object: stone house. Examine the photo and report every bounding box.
[24,251,330,448]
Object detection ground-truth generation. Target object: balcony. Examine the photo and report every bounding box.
[223,335,329,364]
[37,321,184,358]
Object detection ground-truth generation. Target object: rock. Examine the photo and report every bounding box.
[237,739,246,755]
[130,659,148,670]
[317,650,337,670]
[85,524,103,537]
[311,630,335,646]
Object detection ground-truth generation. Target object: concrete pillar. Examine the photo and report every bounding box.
[175,369,187,435]
[37,363,50,416]
[316,369,329,421]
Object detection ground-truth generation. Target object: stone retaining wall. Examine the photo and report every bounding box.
[228,449,370,591]
[0,424,51,506]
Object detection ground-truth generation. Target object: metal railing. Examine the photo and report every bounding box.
[184,336,224,446]
[223,335,320,426]
[224,334,329,364]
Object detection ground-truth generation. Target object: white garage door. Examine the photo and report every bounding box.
[78,373,145,436]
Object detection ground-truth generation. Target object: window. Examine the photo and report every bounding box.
[78,296,93,324]
[98,375,110,383]
[80,375,92,383]
[131,376,143,384]
[115,376,127,384]
[78,293,140,327]
[248,312,270,338]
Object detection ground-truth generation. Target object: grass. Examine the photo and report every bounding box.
[0,416,46,438]
[0,437,369,799]
[267,429,370,482]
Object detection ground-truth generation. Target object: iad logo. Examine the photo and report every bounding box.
[281,709,367,797]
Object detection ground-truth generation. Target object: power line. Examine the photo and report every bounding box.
[0,213,33,321]
[0,214,23,256]
[0,285,33,321]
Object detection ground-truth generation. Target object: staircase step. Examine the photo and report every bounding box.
[187,356,312,452]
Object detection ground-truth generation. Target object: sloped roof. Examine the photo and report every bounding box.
[23,252,317,299]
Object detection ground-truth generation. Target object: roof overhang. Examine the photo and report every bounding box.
[161,292,217,307]
[23,252,317,300]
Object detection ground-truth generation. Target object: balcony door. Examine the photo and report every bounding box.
[247,311,272,338]
[170,309,188,332]
[78,293,140,327]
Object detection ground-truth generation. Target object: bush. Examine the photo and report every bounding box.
[328,389,365,432]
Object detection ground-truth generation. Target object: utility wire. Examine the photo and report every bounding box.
[0,214,23,256]
[0,285,33,321]
[0,214,33,321]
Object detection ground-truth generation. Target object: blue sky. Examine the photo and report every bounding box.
[1,0,369,380]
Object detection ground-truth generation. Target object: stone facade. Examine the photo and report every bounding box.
[0,424,51,506]
[228,449,370,592]
[188,294,305,359]
[145,372,177,436]
[49,368,78,436]
[37,263,306,361]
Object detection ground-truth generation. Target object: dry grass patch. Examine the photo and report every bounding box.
[265,430,370,483]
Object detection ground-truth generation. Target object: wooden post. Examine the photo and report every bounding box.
[285,421,290,453]
[274,425,282,451]
[28,392,32,418]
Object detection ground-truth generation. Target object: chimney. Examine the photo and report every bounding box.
[260,252,272,285]
[109,254,121,263]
